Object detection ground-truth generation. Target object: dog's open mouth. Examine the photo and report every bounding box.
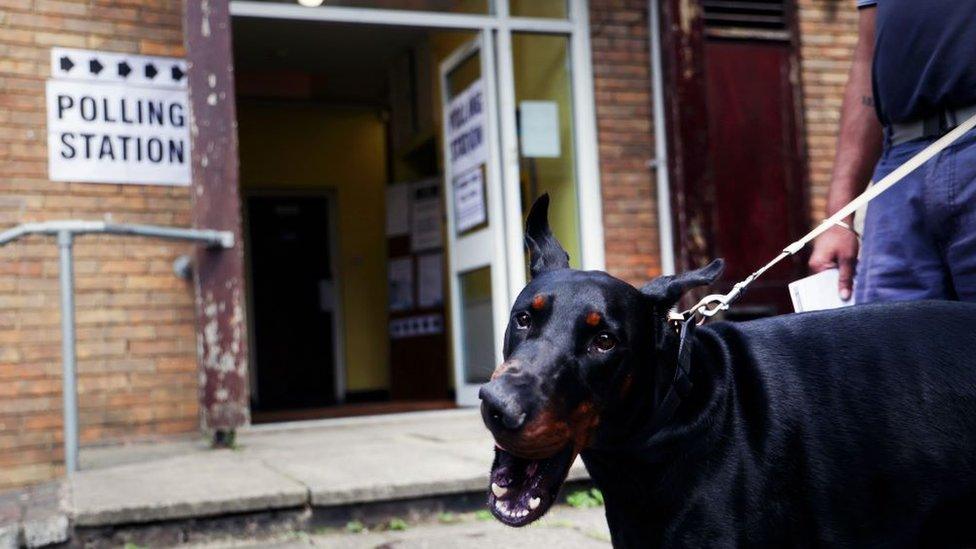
[487,444,576,527]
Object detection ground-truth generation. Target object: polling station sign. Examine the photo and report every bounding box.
[445,79,486,176]
[46,47,190,186]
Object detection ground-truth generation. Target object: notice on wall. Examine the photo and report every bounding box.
[411,179,443,252]
[388,256,414,312]
[445,79,487,176]
[417,252,444,308]
[453,167,487,234]
[385,182,410,237]
[46,47,190,186]
[389,314,444,340]
[519,100,561,158]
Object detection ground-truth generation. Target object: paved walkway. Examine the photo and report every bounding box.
[195,506,611,548]
[72,409,588,526]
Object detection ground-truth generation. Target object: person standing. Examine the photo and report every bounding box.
[808,1,976,302]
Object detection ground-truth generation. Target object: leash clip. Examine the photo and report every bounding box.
[680,290,738,324]
[668,292,729,330]
[666,309,687,331]
[679,275,755,324]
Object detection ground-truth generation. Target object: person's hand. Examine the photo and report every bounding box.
[808,225,859,301]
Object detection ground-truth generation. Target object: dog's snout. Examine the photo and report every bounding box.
[479,381,527,431]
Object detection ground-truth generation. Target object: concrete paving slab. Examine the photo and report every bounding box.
[0,525,17,549]
[81,436,208,470]
[194,505,611,548]
[70,410,591,532]
[243,410,587,506]
[21,481,70,547]
[0,481,71,548]
[71,451,308,526]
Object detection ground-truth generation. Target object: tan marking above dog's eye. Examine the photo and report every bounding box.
[531,294,547,310]
[585,311,602,326]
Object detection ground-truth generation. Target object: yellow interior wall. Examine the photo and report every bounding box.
[238,102,390,392]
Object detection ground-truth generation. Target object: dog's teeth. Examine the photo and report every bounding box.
[529,497,541,510]
[491,483,508,498]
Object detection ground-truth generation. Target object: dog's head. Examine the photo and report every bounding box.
[480,194,723,526]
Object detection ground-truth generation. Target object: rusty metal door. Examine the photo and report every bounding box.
[661,0,808,317]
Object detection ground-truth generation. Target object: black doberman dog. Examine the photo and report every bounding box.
[479,195,976,547]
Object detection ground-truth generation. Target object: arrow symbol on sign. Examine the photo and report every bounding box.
[171,65,185,82]
[144,63,158,79]
[89,58,104,75]
[59,56,74,73]
[117,61,131,78]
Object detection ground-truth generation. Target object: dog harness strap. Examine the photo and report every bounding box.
[638,319,696,442]
[591,319,697,452]
[673,319,694,399]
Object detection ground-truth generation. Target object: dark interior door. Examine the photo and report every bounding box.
[248,195,336,411]
[703,37,806,316]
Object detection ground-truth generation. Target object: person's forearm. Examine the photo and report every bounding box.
[827,7,883,220]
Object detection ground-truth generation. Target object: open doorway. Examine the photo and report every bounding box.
[233,18,479,421]
[246,192,339,412]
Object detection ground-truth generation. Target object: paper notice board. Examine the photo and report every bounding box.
[453,167,487,234]
[410,179,443,252]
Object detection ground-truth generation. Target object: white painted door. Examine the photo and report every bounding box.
[440,34,510,407]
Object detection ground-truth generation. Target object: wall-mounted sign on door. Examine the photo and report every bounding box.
[445,79,488,236]
[45,47,191,186]
[452,167,486,233]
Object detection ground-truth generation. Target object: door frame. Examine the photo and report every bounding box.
[224,0,606,407]
[228,0,607,290]
[658,0,810,281]
[242,187,346,406]
[439,34,510,406]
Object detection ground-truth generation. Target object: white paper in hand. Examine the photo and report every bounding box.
[788,268,854,313]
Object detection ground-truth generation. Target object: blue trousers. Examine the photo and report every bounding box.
[855,128,976,302]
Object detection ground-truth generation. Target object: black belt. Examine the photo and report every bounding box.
[889,104,976,147]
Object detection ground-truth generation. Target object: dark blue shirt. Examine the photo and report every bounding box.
[858,0,976,125]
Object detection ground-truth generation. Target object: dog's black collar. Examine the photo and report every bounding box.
[593,319,696,452]
[642,318,696,437]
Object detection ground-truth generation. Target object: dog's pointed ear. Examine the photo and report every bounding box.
[525,194,569,278]
[640,259,725,310]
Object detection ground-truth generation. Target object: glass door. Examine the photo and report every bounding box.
[440,34,510,406]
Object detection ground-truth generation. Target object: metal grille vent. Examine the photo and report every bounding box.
[702,0,788,31]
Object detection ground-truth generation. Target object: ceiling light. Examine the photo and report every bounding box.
[297,0,324,6]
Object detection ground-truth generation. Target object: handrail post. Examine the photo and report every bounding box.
[57,230,79,473]
[0,220,235,473]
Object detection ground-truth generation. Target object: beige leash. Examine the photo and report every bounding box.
[680,111,976,322]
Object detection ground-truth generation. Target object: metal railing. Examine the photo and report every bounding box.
[0,221,234,473]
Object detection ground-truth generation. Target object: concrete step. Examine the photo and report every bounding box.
[0,481,70,549]
[10,409,591,547]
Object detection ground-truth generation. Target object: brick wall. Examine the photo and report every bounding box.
[796,0,860,223]
[0,0,197,490]
[587,0,859,284]
[590,0,662,286]
[0,0,859,490]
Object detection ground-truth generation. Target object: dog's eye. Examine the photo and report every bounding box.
[591,332,617,353]
[514,311,531,329]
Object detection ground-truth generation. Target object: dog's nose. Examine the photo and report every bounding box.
[479,381,527,431]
